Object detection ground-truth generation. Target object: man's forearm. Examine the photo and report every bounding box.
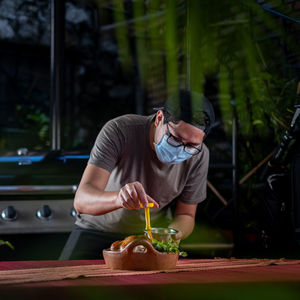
[74,183,121,215]
[168,214,195,241]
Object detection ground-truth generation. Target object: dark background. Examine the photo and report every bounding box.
[0,0,299,260]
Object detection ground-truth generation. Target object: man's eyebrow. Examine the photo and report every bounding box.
[168,126,200,146]
[167,125,183,140]
[175,136,200,147]
[188,142,201,146]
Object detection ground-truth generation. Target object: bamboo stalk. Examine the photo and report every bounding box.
[239,150,275,185]
[207,180,228,206]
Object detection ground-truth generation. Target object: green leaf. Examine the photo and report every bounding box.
[0,240,14,250]
[252,120,263,126]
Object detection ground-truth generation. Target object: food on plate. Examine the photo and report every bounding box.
[110,235,150,251]
[108,234,187,257]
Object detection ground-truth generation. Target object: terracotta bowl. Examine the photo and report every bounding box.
[103,238,178,271]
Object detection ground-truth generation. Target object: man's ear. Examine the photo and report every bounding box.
[154,110,164,127]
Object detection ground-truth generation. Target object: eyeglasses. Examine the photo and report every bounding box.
[165,123,203,155]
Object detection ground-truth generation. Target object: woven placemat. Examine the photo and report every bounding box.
[0,258,299,285]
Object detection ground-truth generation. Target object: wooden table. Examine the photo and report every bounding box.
[0,259,300,300]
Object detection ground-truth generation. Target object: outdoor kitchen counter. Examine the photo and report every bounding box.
[0,258,300,299]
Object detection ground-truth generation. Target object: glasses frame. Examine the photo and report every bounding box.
[165,123,203,155]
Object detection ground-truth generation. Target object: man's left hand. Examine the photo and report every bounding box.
[174,230,183,244]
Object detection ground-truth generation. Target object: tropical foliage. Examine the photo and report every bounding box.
[112,0,298,173]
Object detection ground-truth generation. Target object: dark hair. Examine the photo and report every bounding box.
[152,107,178,124]
[153,90,215,136]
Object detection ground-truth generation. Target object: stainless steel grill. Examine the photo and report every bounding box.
[0,185,77,234]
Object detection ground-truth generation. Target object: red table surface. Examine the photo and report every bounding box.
[0,259,300,288]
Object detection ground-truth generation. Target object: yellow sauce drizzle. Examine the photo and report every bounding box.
[139,203,154,242]
[145,207,152,241]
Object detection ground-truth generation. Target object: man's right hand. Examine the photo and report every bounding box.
[116,181,159,210]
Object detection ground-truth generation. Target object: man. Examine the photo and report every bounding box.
[60,90,214,259]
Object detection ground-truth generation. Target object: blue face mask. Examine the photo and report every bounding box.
[154,134,192,164]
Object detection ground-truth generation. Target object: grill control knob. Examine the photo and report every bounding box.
[36,205,52,220]
[71,206,77,218]
[1,206,18,221]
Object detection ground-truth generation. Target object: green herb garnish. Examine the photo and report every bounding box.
[152,238,187,257]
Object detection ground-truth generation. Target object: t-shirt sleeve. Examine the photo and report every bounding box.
[178,145,209,204]
[88,119,124,172]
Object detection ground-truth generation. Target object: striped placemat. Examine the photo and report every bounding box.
[0,258,299,285]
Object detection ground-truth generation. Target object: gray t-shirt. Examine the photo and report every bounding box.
[75,114,209,234]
